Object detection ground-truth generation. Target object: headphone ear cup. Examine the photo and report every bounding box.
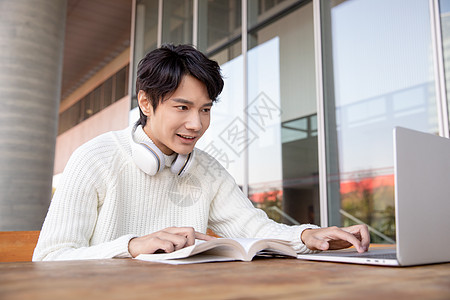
[170,150,195,177]
[131,141,165,176]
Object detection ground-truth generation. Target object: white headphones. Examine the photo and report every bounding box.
[130,125,195,177]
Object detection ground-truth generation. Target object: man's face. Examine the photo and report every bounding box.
[142,75,212,155]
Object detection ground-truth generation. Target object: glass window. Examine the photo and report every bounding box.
[82,94,93,121]
[195,42,245,186]
[439,0,450,135]
[246,2,320,225]
[257,0,289,14]
[133,0,159,107]
[197,0,241,54]
[103,77,113,107]
[58,109,69,135]
[92,86,102,115]
[115,66,128,102]
[66,101,81,132]
[57,65,130,136]
[208,41,242,65]
[162,0,193,45]
[321,0,437,242]
[248,0,300,29]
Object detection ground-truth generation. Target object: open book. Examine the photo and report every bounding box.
[134,238,297,264]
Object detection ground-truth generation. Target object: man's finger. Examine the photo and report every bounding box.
[154,231,189,251]
[163,227,196,246]
[162,227,215,246]
[195,232,216,241]
[335,229,365,253]
[312,237,330,251]
[358,226,371,251]
[344,225,370,252]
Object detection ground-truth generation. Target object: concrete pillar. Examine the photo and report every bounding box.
[0,0,67,230]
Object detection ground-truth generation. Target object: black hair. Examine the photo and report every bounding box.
[135,44,224,126]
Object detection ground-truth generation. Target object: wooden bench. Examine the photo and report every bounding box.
[0,231,40,262]
[0,230,217,262]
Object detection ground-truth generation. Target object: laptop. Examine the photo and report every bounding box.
[297,126,450,266]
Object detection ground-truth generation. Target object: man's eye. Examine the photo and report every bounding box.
[202,108,211,113]
[177,106,188,110]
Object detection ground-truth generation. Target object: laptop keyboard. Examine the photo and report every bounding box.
[353,252,397,259]
[315,248,397,260]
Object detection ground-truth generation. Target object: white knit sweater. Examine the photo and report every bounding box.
[33,125,318,261]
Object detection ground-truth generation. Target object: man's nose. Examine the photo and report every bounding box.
[185,112,202,131]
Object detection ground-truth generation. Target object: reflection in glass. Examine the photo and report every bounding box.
[162,0,193,45]
[248,0,297,29]
[115,66,128,102]
[439,0,450,135]
[82,94,93,121]
[246,3,320,226]
[322,0,437,242]
[132,0,159,107]
[103,77,113,107]
[92,86,102,115]
[197,0,241,54]
[196,43,245,185]
[58,65,130,135]
[208,41,242,65]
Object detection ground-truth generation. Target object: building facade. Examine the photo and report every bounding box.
[3,0,448,240]
[126,0,449,243]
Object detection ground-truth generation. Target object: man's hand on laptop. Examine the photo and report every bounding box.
[301,225,370,253]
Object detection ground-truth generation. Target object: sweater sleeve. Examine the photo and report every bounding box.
[207,166,319,254]
[32,139,135,261]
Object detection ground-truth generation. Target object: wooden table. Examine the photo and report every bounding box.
[1,258,449,300]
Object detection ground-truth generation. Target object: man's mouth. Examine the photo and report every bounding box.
[177,134,196,140]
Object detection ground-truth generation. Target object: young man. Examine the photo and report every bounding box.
[33,44,369,261]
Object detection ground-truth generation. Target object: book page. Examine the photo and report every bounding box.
[136,243,197,261]
[134,238,295,263]
[226,238,269,254]
[135,238,244,262]
[230,238,295,259]
[149,254,238,265]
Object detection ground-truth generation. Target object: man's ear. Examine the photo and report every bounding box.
[137,90,153,116]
